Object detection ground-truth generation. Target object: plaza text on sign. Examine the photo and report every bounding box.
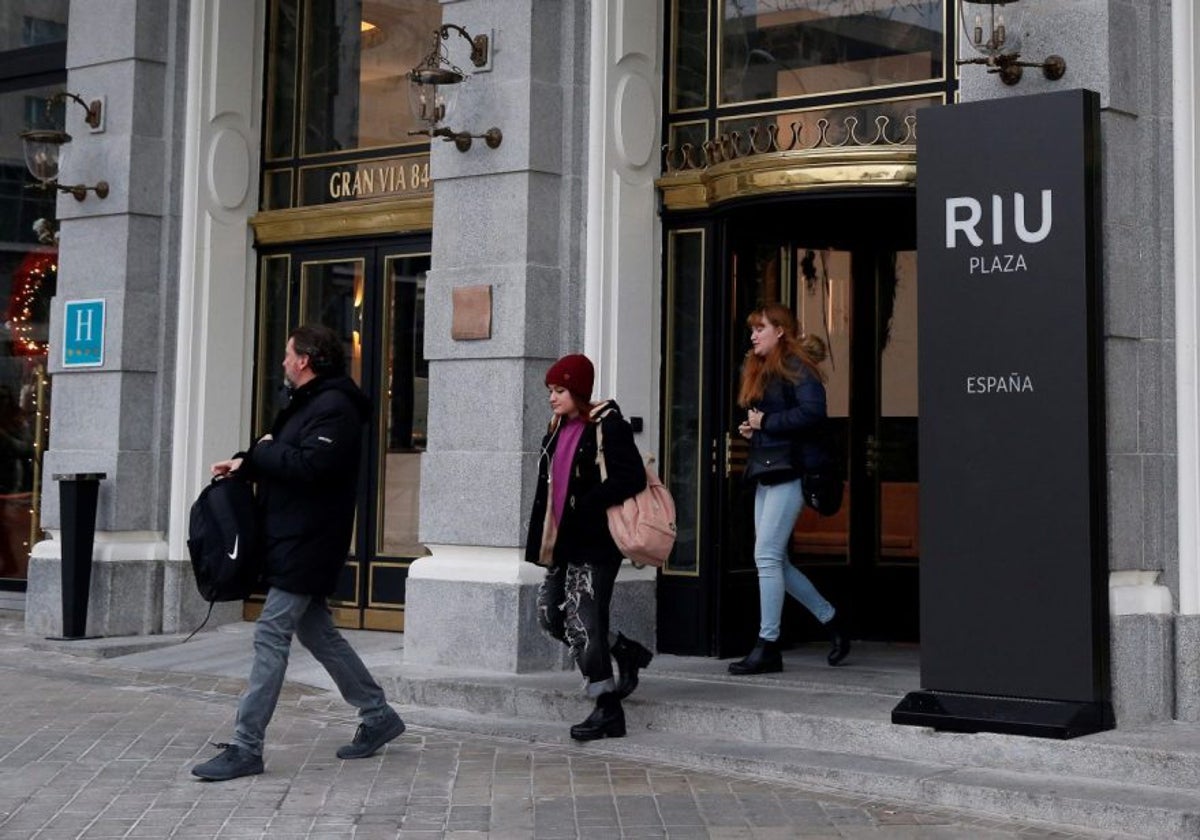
[945,190,1054,275]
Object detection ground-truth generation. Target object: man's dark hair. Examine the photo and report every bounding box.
[289,324,345,377]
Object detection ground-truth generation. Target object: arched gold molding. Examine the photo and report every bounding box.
[656,146,916,211]
[250,194,433,244]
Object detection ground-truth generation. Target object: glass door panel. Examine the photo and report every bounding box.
[254,256,293,433]
[362,253,430,631]
[300,258,365,384]
[791,248,851,566]
[298,257,364,619]
[250,240,429,630]
[376,254,428,559]
[717,217,919,647]
[879,251,919,564]
[664,230,706,576]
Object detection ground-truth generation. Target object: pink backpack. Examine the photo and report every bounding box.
[595,406,677,567]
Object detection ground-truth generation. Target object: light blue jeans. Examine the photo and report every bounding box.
[233,587,393,756]
[753,477,836,641]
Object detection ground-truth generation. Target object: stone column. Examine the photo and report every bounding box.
[24,0,255,638]
[404,0,660,671]
[161,0,265,634]
[1172,0,1200,721]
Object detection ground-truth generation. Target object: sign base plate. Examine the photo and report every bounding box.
[892,690,1114,740]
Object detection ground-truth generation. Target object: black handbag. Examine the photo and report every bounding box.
[802,469,843,516]
[744,442,798,485]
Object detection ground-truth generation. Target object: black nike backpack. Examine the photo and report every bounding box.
[187,474,260,602]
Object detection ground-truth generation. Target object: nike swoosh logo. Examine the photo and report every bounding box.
[228,535,238,560]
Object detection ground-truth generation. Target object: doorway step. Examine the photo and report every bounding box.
[380,642,1200,839]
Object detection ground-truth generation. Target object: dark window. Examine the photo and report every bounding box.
[0,5,68,588]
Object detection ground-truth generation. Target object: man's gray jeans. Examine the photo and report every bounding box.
[233,587,392,756]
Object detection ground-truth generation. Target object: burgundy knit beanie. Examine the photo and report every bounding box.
[545,353,594,404]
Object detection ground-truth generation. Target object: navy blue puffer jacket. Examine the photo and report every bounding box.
[749,358,829,481]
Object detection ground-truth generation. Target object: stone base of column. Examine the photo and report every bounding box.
[26,531,168,638]
[404,545,657,673]
[1109,570,1175,724]
[162,558,243,634]
[1175,614,1200,721]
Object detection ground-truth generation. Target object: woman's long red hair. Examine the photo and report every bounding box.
[737,303,824,409]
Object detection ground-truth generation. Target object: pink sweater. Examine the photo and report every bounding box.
[551,417,586,524]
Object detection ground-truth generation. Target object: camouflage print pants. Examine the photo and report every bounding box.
[537,561,619,696]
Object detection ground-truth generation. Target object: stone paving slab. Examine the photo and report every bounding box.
[0,628,1137,839]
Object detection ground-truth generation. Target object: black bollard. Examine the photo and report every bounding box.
[51,472,106,640]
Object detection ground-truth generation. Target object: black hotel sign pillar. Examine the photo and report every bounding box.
[892,89,1113,738]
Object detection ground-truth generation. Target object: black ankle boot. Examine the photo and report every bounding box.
[825,614,851,666]
[727,637,782,675]
[569,692,626,741]
[612,633,653,698]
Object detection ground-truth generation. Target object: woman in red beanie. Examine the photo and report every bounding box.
[525,353,654,741]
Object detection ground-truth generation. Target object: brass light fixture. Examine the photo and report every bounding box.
[408,24,502,152]
[19,91,109,201]
[957,0,1066,86]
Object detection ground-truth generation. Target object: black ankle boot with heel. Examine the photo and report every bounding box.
[825,614,851,666]
[611,633,653,698]
[727,637,783,675]
[570,692,626,741]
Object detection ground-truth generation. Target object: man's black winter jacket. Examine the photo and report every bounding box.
[238,375,371,595]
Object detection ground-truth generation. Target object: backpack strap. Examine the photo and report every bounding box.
[595,411,610,482]
[591,399,616,421]
[591,400,619,481]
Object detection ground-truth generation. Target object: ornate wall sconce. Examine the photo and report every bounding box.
[408,24,502,152]
[19,91,109,201]
[958,0,1066,86]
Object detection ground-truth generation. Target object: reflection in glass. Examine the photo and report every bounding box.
[263,169,293,211]
[794,248,850,418]
[266,0,299,160]
[300,259,365,384]
[879,250,918,562]
[377,255,430,558]
[255,256,292,433]
[720,1,944,105]
[302,0,443,155]
[671,0,710,111]
[665,231,705,574]
[0,78,61,581]
[3,2,69,50]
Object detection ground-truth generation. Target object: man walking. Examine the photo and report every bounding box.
[192,324,404,781]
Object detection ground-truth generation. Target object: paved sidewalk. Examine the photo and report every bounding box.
[0,625,1134,839]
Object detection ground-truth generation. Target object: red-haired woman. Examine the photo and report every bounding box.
[525,354,654,740]
[730,303,850,675]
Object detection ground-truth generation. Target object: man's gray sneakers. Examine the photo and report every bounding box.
[191,743,264,781]
[337,710,406,759]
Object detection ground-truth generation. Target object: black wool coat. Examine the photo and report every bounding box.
[238,374,371,595]
[525,400,647,568]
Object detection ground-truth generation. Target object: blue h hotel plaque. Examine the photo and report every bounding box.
[63,299,106,368]
[891,90,1113,739]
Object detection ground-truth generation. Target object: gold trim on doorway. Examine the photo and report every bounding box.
[656,147,916,211]
[250,195,433,244]
[363,608,405,632]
